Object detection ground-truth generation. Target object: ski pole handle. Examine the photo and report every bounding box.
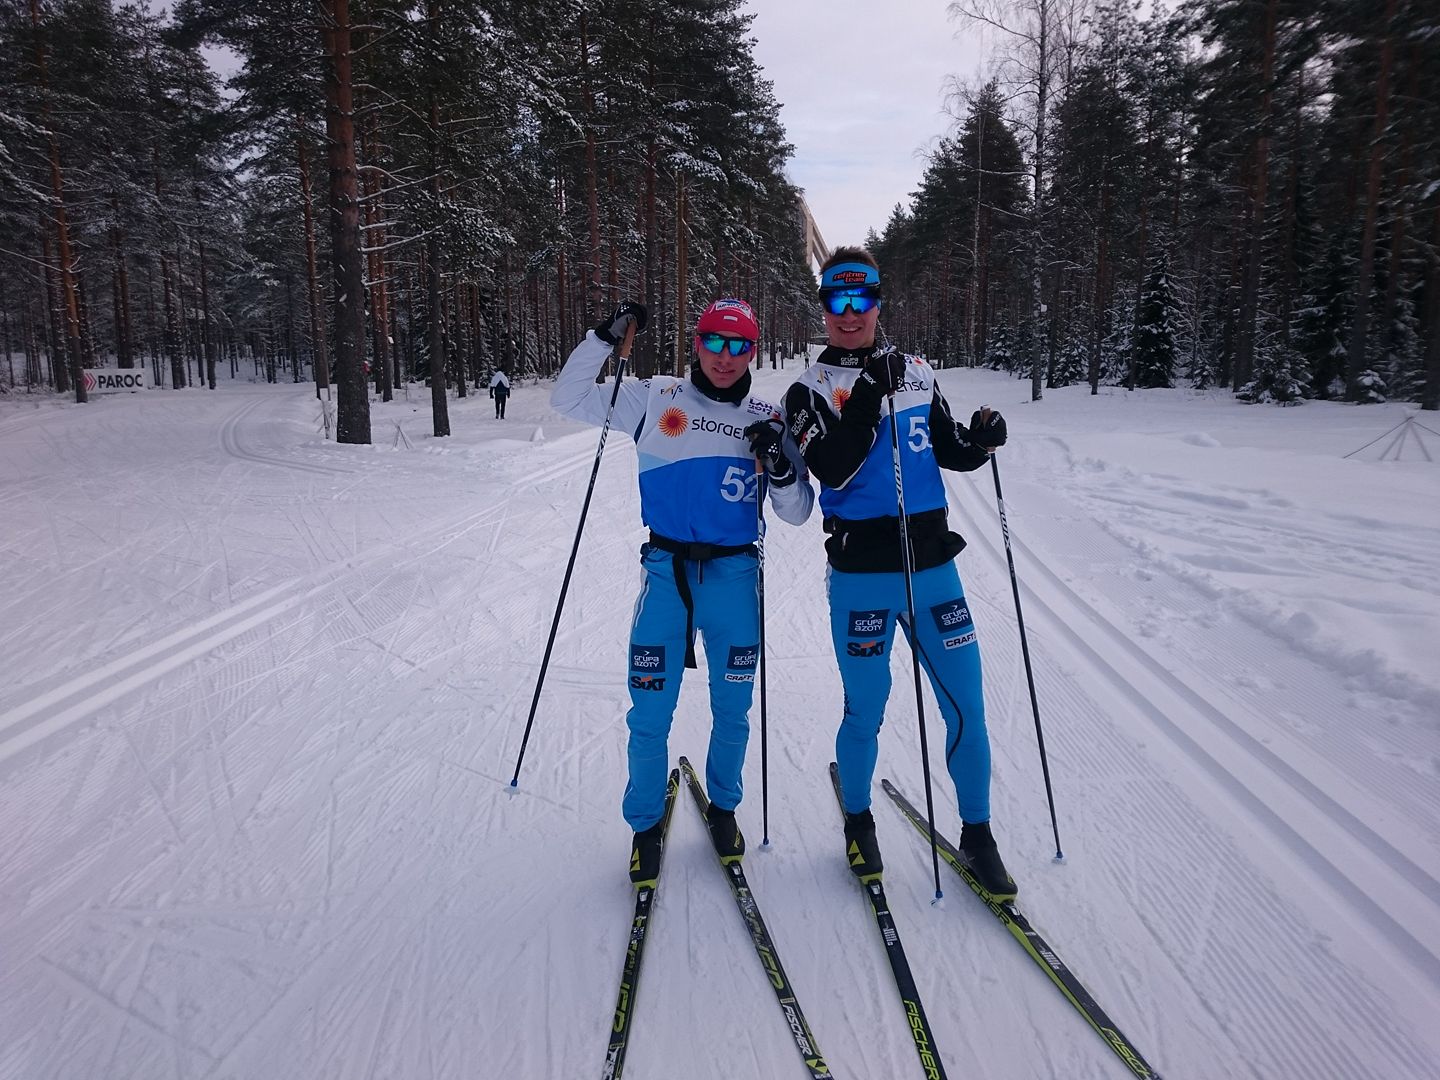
[617,320,638,361]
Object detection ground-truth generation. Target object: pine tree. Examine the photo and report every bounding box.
[1132,257,1178,388]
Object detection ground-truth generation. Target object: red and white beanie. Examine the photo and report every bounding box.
[694,298,760,342]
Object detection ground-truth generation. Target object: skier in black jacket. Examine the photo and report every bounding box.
[781,245,1016,898]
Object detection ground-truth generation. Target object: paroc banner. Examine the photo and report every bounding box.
[81,369,151,394]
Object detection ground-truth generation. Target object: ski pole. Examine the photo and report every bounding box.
[981,417,1063,860]
[887,387,945,902]
[755,458,771,847]
[509,322,638,788]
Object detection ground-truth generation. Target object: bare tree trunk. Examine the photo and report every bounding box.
[674,172,688,376]
[1422,202,1440,411]
[30,0,84,401]
[298,131,330,397]
[321,0,371,443]
[1232,0,1279,392]
[1026,0,1051,402]
[579,13,602,320]
[1345,0,1399,400]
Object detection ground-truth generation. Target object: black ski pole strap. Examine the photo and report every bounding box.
[671,552,699,669]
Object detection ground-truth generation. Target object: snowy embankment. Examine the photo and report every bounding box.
[1,369,1437,1080]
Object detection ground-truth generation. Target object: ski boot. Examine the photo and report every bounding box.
[705,803,746,864]
[843,808,883,881]
[960,820,1017,900]
[629,821,665,886]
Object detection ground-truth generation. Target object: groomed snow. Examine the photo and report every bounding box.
[1,366,1438,1079]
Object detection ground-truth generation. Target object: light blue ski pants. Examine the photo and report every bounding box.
[828,561,992,823]
[623,545,758,831]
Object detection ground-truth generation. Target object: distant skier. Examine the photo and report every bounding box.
[551,299,813,885]
[779,246,1016,898]
[488,369,511,418]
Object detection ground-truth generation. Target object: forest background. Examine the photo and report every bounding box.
[0,0,1436,443]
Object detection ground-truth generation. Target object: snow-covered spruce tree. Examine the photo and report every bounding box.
[982,319,1015,373]
[1099,302,1132,385]
[1132,256,1178,388]
[1238,315,1308,404]
[1051,334,1088,388]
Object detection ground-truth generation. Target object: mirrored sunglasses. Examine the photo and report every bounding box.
[699,333,755,357]
[820,287,881,316]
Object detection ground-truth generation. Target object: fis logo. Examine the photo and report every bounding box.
[658,383,683,399]
[630,675,667,692]
[849,610,889,636]
[847,640,885,658]
[631,646,665,672]
[943,631,977,650]
[657,407,688,438]
[725,644,758,683]
[930,599,973,634]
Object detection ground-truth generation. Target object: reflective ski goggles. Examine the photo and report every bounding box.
[819,286,882,316]
[698,333,755,357]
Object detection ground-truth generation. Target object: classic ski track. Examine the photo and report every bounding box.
[945,468,1440,989]
[218,395,355,476]
[0,439,610,771]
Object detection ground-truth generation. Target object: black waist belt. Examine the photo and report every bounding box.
[648,532,756,668]
[822,508,948,543]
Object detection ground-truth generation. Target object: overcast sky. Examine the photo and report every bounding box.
[744,0,991,251]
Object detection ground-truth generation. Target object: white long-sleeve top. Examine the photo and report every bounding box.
[550,332,813,543]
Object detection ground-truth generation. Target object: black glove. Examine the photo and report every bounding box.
[744,419,796,486]
[969,407,1007,449]
[855,347,907,397]
[594,301,649,345]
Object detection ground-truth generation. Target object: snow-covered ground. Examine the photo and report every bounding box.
[1,365,1438,1080]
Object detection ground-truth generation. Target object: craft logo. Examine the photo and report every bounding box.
[725,644,758,682]
[690,415,746,440]
[943,632,977,650]
[830,269,871,285]
[657,407,688,438]
[631,646,665,672]
[630,674,667,691]
[930,600,973,635]
[849,610,889,636]
[831,386,851,412]
[847,640,885,658]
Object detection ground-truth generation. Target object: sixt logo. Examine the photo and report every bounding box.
[849,610,889,636]
[631,646,665,671]
[630,675,667,691]
[943,631,977,650]
[847,640,885,658]
[657,407,687,437]
[690,415,746,439]
[930,599,973,634]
